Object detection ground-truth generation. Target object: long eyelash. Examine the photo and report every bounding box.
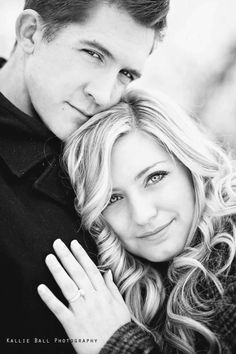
[146,171,169,185]
[152,171,168,177]
[107,194,121,207]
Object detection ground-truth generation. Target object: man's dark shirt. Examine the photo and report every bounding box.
[0,59,97,353]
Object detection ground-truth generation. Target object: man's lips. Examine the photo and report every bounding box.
[138,219,174,239]
[67,103,91,119]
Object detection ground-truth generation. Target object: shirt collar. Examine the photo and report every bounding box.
[0,91,61,177]
[0,91,75,207]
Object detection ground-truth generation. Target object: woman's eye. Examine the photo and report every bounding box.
[108,194,122,206]
[146,172,168,186]
[121,69,134,81]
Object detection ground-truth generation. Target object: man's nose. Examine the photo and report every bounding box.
[84,72,123,109]
[131,195,158,226]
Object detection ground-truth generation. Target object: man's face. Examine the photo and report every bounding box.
[24,4,154,139]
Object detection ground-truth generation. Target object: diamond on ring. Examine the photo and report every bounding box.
[69,289,85,303]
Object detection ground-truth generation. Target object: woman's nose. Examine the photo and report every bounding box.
[131,196,158,226]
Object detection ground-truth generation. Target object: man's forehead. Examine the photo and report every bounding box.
[50,3,155,75]
[71,4,155,58]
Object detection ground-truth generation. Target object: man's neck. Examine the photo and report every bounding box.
[0,53,33,117]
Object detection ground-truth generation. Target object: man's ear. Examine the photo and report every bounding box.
[15,10,44,54]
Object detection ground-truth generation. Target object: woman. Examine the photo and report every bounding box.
[38,88,236,354]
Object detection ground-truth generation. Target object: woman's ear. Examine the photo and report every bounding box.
[15,9,43,54]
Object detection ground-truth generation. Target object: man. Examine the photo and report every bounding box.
[0,0,169,353]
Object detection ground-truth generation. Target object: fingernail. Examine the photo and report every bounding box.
[71,240,80,248]
[53,238,62,246]
[53,239,66,250]
[45,254,55,264]
[37,284,46,292]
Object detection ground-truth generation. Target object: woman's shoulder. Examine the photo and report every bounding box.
[99,322,161,354]
[212,256,236,352]
[229,255,236,275]
[223,256,236,299]
[220,254,236,288]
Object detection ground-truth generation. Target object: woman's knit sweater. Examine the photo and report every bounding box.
[100,260,236,354]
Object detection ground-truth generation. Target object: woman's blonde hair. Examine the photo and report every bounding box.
[64,88,236,353]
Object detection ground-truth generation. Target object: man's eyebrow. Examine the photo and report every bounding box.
[80,39,142,79]
[80,39,114,59]
[135,161,167,180]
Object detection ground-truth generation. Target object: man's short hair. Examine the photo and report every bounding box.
[24,0,169,41]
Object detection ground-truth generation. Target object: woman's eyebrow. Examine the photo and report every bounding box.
[135,161,167,181]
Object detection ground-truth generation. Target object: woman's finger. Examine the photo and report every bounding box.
[37,284,72,324]
[45,254,82,303]
[53,239,94,292]
[103,270,126,305]
[70,240,107,292]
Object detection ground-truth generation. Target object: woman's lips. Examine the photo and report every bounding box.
[138,219,174,239]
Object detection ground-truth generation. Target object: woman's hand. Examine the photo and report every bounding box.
[37,239,131,354]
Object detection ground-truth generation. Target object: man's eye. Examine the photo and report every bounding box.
[84,50,102,61]
[108,194,122,206]
[146,171,168,186]
[121,70,134,81]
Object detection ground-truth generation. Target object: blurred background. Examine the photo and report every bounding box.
[1,0,236,152]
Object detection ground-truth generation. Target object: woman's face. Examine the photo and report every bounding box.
[102,131,195,262]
